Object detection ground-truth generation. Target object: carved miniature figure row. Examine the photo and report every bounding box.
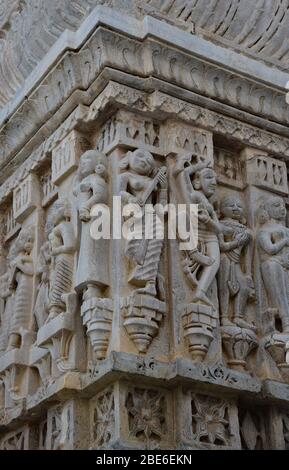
[0,143,289,391]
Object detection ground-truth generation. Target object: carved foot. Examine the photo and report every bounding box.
[234,317,257,332]
[192,289,215,308]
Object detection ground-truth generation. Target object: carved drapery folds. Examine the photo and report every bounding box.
[74,149,111,360]
[171,149,220,362]
[119,148,167,353]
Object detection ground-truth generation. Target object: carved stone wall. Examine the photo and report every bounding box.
[1,1,289,450]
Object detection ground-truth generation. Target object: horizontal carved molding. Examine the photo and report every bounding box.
[1,81,289,207]
[0,8,288,181]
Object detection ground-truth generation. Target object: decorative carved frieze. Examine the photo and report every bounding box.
[126,387,168,446]
[239,408,267,450]
[81,298,113,360]
[90,387,115,449]
[40,169,58,207]
[0,1,289,447]
[246,153,289,195]
[1,84,289,209]
[52,131,88,185]
[214,148,245,190]
[96,110,163,155]
[13,174,41,222]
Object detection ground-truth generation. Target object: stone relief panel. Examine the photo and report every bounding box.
[178,387,240,449]
[125,385,171,449]
[214,147,245,190]
[1,84,289,449]
[96,110,162,156]
[169,144,220,363]
[73,149,111,361]
[218,195,257,373]
[90,387,115,449]
[143,0,289,69]
[238,407,268,450]
[119,148,167,353]
[246,153,289,196]
[13,174,41,223]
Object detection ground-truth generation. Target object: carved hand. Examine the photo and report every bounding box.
[236,232,250,246]
[79,207,91,221]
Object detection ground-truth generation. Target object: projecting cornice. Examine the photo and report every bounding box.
[0,6,289,182]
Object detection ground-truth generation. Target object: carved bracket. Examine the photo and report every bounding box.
[182,303,217,362]
[81,297,113,360]
[122,294,166,353]
[221,326,258,373]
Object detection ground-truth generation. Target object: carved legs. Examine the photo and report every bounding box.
[261,261,289,332]
[192,241,220,308]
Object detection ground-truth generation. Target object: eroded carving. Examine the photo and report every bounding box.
[47,199,76,322]
[119,148,167,352]
[191,394,231,447]
[7,226,35,351]
[90,387,115,448]
[173,153,220,361]
[126,387,167,445]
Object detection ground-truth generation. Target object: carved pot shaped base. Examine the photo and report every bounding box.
[184,324,214,362]
[81,297,113,360]
[265,333,289,366]
[265,333,289,381]
[182,302,217,362]
[221,326,258,373]
[37,310,75,373]
[122,294,166,353]
[123,316,159,353]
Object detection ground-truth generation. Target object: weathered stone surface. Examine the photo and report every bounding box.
[1,0,289,451]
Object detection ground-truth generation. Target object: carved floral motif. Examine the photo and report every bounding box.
[191,394,230,447]
[126,388,167,443]
[91,388,115,448]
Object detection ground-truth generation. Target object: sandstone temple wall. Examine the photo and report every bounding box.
[0,0,289,450]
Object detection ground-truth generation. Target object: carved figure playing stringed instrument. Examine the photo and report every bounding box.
[119,149,167,298]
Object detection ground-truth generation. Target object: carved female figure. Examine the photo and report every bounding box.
[173,154,221,307]
[7,226,35,350]
[0,244,14,354]
[218,196,255,328]
[119,148,167,297]
[257,196,289,333]
[73,150,109,301]
[47,199,76,322]
[34,220,53,329]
